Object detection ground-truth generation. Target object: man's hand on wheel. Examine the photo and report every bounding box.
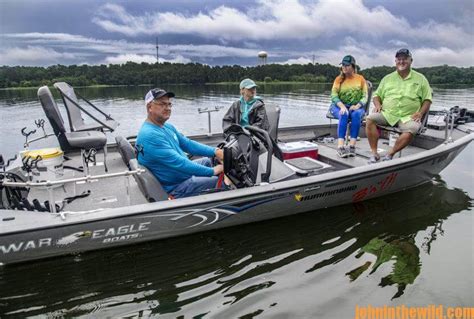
[213,164,223,175]
[215,148,224,163]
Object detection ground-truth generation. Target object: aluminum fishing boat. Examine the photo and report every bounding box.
[0,84,472,265]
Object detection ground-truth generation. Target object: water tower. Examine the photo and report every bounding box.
[258,51,268,65]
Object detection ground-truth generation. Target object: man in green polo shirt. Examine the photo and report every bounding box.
[365,49,432,163]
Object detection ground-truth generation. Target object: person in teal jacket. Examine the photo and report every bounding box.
[136,88,227,198]
[222,78,269,134]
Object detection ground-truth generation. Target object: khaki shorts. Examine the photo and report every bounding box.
[367,112,421,135]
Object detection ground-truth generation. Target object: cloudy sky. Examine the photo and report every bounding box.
[1,0,473,68]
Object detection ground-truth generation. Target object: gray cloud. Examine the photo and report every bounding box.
[0,45,77,66]
[92,0,472,49]
[1,33,261,65]
[103,54,191,65]
[1,1,472,67]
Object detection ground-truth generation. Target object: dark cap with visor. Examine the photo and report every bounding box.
[145,88,175,106]
[395,48,412,58]
[340,55,356,66]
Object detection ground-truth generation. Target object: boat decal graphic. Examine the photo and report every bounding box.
[218,195,287,212]
[352,172,399,202]
[295,185,357,201]
[155,208,236,228]
[189,214,209,227]
[56,231,92,246]
[142,194,288,228]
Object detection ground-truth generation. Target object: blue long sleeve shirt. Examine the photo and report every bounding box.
[136,121,216,192]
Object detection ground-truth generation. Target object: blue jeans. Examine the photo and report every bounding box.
[330,103,366,139]
[170,158,221,198]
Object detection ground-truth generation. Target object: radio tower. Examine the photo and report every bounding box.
[156,36,159,64]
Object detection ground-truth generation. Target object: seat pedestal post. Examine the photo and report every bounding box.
[103,144,108,172]
[81,149,89,176]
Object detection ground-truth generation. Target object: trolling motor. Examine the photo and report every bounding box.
[222,124,275,188]
[446,106,469,126]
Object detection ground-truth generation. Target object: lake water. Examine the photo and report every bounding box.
[0,84,473,318]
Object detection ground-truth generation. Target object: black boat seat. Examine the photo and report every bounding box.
[265,103,281,141]
[369,107,430,158]
[375,110,429,136]
[115,136,136,169]
[66,131,107,149]
[129,159,169,202]
[373,90,432,137]
[54,82,118,132]
[38,86,108,171]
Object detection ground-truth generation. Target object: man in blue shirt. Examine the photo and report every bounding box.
[136,88,226,198]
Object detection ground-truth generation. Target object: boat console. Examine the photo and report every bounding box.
[222,124,332,188]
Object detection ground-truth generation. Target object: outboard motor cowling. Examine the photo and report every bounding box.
[223,125,261,188]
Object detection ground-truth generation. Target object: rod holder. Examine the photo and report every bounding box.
[198,106,223,136]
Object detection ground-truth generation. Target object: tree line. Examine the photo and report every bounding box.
[1,62,473,88]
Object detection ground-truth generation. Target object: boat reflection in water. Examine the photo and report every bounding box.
[0,177,471,317]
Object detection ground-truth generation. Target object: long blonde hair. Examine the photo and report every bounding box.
[338,64,357,91]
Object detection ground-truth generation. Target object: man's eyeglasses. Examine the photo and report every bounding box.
[153,101,173,108]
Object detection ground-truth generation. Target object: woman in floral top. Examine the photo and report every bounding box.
[330,55,368,158]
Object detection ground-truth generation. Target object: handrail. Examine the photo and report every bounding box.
[1,168,144,188]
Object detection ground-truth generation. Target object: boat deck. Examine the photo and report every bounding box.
[27,151,149,212]
[22,123,441,213]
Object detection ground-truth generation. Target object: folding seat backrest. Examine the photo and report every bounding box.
[129,159,169,202]
[54,82,85,131]
[265,103,281,141]
[115,136,136,169]
[37,86,70,150]
[54,82,118,132]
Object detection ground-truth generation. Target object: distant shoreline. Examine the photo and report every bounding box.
[3,82,474,91]
[0,81,329,90]
[1,63,473,89]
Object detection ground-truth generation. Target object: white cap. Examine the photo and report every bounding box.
[145,88,175,106]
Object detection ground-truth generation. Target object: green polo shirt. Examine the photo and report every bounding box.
[374,69,432,126]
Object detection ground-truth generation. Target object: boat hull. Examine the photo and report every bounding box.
[0,134,472,265]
